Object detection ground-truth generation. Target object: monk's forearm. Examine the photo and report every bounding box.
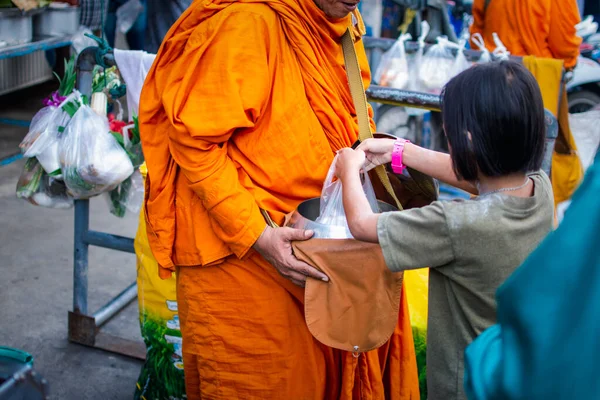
[403,143,478,195]
[341,171,380,243]
[172,142,267,258]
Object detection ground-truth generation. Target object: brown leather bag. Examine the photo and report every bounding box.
[263,28,437,354]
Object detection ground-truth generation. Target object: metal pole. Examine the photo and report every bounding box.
[83,231,135,253]
[94,282,138,328]
[73,199,90,315]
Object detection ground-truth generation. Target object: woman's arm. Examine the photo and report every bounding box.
[358,138,478,195]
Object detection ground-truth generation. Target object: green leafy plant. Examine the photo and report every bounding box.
[134,314,186,400]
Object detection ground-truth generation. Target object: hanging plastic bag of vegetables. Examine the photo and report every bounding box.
[19,56,79,178]
[16,158,73,209]
[60,104,134,199]
[106,114,145,217]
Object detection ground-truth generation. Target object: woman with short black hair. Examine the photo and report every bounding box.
[335,60,555,400]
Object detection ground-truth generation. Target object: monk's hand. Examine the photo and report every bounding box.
[253,226,329,287]
[356,138,396,171]
[335,148,366,180]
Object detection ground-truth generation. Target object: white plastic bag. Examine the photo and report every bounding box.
[117,0,144,34]
[419,36,455,93]
[450,40,471,78]
[471,33,491,63]
[16,158,73,209]
[71,26,97,55]
[107,169,144,218]
[60,104,134,199]
[315,157,379,238]
[375,33,412,89]
[20,92,81,176]
[408,21,430,93]
[19,106,57,157]
[492,32,510,60]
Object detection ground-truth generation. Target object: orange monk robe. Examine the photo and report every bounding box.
[470,0,581,69]
[139,0,421,398]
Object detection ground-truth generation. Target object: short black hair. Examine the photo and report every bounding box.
[441,61,546,181]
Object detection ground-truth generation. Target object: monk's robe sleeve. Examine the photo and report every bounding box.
[548,0,581,69]
[164,12,273,258]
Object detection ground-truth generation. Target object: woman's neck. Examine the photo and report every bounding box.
[477,173,534,198]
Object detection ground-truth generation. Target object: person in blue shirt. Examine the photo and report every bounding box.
[464,151,600,400]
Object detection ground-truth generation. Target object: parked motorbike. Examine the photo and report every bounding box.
[568,16,600,113]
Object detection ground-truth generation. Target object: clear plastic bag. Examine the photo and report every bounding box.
[315,156,379,239]
[20,92,81,177]
[116,0,144,34]
[60,104,134,199]
[471,33,491,63]
[408,21,430,93]
[375,33,412,89]
[107,169,144,218]
[16,158,73,209]
[450,40,471,78]
[71,26,97,55]
[419,36,455,93]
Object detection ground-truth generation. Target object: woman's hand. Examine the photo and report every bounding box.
[335,148,366,180]
[356,138,396,171]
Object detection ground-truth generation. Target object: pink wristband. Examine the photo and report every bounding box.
[391,139,410,174]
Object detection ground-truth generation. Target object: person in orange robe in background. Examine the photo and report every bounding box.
[470,0,581,70]
[138,0,421,398]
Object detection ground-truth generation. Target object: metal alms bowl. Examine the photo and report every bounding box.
[287,198,398,239]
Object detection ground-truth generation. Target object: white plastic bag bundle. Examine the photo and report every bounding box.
[419,36,455,93]
[471,33,491,63]
[117,0,144,34]
[315,156,379,239]
[492,33,510,60]
[408,21,430,92]
[60,104,134,199]
[450,40,471,78]
[375,33,412,89]
[19,92,80,176]
[16,158,73,209]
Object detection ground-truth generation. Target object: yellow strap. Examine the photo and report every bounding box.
[398,9,417,34]
[341,29,403,210]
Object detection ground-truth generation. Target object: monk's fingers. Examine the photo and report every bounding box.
[288,259,329,282]
[286,271,307,288]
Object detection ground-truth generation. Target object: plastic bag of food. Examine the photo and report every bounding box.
[471,33,491,63]
[315,156,379,238]
[450,40,471,78]
[60,104,134,199]
[408,21,430,92]
[20,92,81,177]
[108,169,144,217]
[16,158,73,209]
[375,33,412,89]
[419,36,455,93]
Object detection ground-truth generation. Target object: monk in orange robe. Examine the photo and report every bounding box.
[470,0,581,69]
[139,0,420,398]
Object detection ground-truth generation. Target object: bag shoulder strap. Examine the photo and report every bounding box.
[341,29,403,210]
